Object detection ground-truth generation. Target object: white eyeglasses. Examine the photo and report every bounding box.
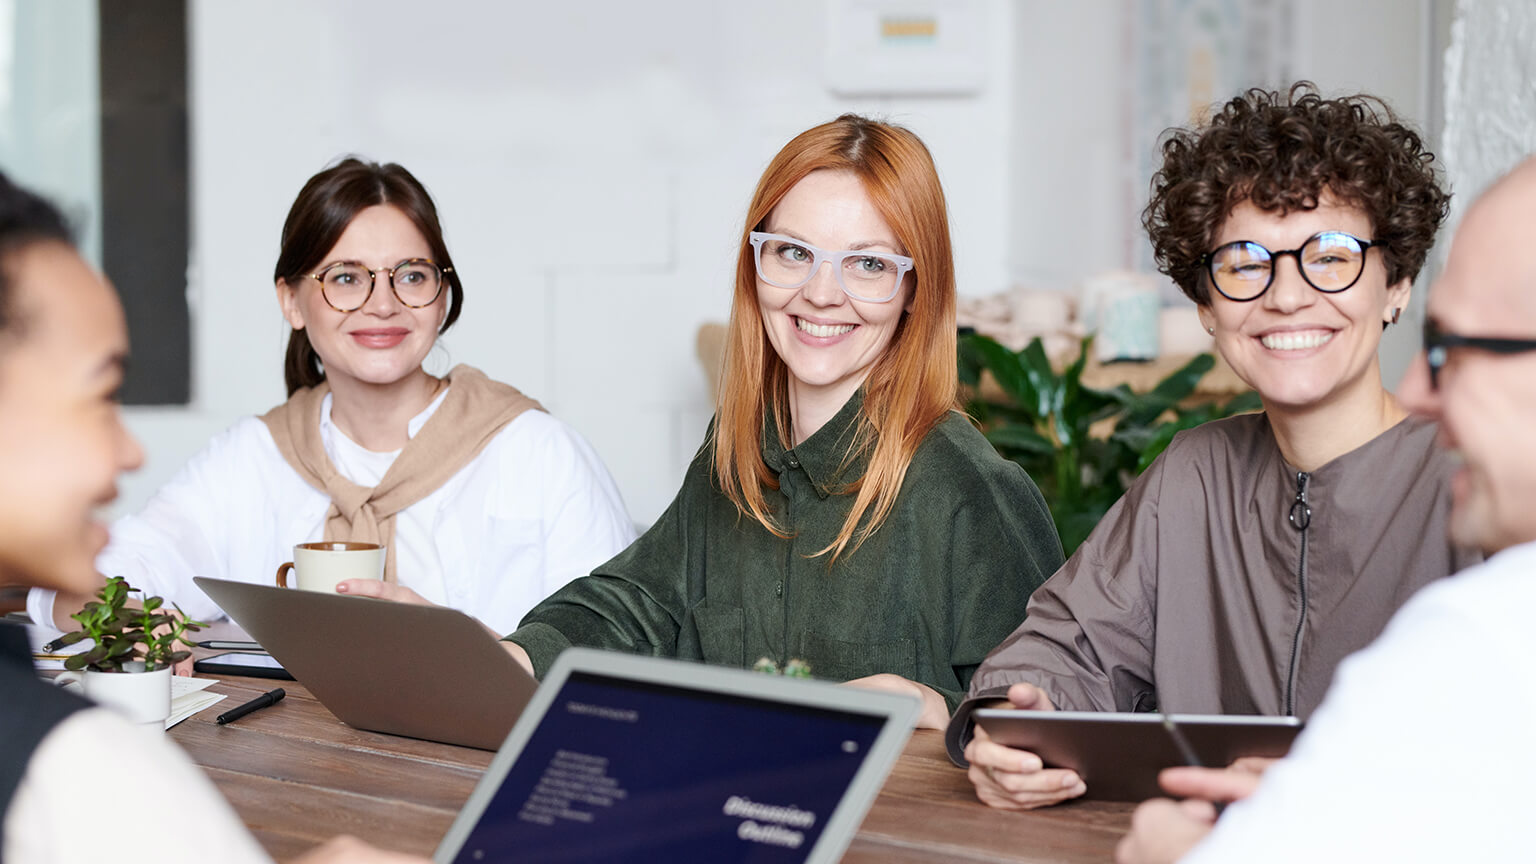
[748,231,914,303]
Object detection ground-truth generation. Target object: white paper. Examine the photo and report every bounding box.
[166,676,225,730]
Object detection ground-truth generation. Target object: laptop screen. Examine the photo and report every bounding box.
[444,669,890,863]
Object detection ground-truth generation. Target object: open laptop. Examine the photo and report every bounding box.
[193,576,537,750]
[434,648,919,863]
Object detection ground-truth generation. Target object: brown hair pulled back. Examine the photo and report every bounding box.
[1143,82,1450,305]
[274,158,463,395]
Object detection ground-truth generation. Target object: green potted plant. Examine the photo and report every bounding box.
[959,333,1262,556]
[53,576,205,727]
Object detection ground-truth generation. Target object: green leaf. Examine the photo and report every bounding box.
[985,424,1056,457]
[1017,338,1059,419]
[957,333,986,387]
[964,334,1043,415]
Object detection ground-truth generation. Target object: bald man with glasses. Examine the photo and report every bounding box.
[1116,154,1536,864]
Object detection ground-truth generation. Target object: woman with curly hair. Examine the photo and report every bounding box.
[948,83,1481,807]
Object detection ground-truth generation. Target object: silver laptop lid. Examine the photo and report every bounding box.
[193,576,536,750]
[435,648,918,863]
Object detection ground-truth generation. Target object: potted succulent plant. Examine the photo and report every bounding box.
[53,576,205,727]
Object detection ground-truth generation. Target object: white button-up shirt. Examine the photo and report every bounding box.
[30,391,636,636]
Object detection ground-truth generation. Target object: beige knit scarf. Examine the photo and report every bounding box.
[260,364,543,583]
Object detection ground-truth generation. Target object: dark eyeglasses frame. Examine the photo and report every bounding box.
[305,258,453,312]
[1200,232,1380,302]
[1423,318,1536,390]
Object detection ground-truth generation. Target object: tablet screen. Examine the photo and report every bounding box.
[446,670,887,863]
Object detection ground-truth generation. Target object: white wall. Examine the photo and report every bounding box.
[116,0,1019,525]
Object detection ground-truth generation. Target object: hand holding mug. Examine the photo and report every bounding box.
[275,542,384,594]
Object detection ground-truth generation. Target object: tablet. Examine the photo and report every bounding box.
[973,709,1303,801]
[193,650,295,681]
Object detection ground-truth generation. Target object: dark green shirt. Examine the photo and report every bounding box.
[507,391,1063,710]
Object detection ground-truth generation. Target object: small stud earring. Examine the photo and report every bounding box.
[1206,325,1215,335]
[1390,307,1402,325]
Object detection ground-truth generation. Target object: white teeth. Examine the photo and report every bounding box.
[1260,331,1334,351]
[796,318,855,338]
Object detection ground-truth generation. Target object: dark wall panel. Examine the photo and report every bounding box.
[98,0,189,404]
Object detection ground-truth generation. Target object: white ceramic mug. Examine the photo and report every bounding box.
[55,662,172,728]
[275,541,384,593]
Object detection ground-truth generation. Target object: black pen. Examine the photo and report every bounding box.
[1161,714,1227,816]
[196,640,263,650]
[217,687,286,725]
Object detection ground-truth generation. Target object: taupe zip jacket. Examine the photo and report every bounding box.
[947,413,1479,764]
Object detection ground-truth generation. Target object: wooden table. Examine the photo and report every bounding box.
[172,675,1132,862]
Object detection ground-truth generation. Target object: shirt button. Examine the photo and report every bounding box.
[786,454,800,469]
[774,581,784,598]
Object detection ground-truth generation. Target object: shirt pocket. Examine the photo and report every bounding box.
[797,630,917,683]
[482,515,545,574]
[690,604,744,668]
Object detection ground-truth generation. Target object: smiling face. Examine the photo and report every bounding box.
[1398,165,1536,554]
[1198,195,1408,416]
[0,242,143,592]
[756,170,911,420]
[276,204,445,391]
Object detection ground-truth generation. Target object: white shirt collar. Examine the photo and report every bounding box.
[318,384,452,452]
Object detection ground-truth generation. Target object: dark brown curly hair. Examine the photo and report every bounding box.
[1143,82,1450,305]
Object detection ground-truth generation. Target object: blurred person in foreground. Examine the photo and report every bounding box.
[0,171,424,863]
[953,83,1479,805]
[1116,154,1536,863]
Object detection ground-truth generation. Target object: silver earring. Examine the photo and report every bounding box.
[1390,307,1402,325]
[1206,325,1215,335]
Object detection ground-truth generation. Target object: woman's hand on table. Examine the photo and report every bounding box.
[841,673,950,730]
[964,682,1087,809]
[1113,761,1267,864]
[290,835,431,863]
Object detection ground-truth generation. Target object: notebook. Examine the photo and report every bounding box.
[434,648,919,863]
[193,576,537,750]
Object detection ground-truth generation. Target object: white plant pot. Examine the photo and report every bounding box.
[55,661,172,729]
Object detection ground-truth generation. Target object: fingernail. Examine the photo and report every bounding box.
[1061,774,1078,789]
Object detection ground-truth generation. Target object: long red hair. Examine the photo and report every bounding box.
[712,114,958,562]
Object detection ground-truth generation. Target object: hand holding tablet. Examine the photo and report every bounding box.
[963,682,1088,810]
[973,708,1302,802]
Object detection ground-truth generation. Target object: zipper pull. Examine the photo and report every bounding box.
[1288,471,1312,530]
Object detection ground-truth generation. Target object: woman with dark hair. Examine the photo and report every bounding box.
[501,115,1063,730]
[0,171,424,862]
[29,158,634,635]
[951,84,1481,806]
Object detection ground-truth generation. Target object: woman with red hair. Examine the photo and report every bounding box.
[502,114,1062,729]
